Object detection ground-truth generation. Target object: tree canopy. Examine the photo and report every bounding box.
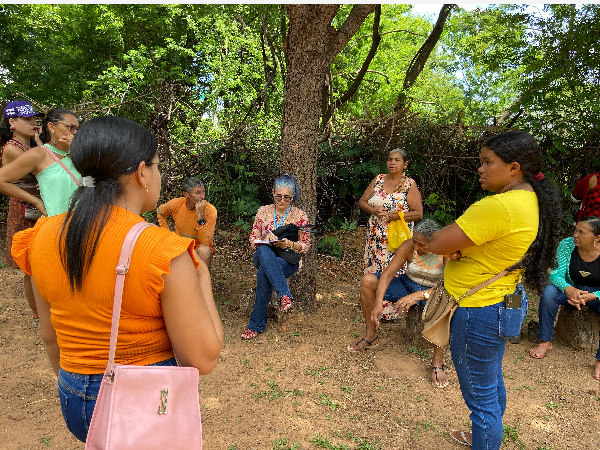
[1,3,596,225]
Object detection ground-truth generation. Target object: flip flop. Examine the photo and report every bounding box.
[529,342,552,359]
[450,430,472,447]
[431,365,449,389]
[348,335,379,352]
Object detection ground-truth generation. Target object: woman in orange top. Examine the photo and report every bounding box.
[12,116,223,443]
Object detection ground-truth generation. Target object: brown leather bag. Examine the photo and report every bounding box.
[421,263,521,347]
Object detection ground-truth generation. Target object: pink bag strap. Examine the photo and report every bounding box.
[42,145,81,186]
[457,256,526,302]
[106,221,153,377]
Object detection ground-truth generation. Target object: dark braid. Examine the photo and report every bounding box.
[484,131,563,295]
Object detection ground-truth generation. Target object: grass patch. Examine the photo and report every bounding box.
[502,424,525,449]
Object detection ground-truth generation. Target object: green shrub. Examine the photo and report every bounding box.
[317,236,343,258]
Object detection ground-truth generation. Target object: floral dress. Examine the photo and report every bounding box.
[363,174,415,275]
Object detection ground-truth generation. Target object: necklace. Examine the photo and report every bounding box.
[45,143,69,157]
[274,205,291,229]
[8,138,29,152]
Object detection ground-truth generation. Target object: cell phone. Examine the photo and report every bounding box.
[504,293,521,309]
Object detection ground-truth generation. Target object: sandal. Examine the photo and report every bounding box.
[431,365,449,389]
[450,430,472,447]
[348,335,379,352]
[280,295,293,313]
[530,342,552,359]
[241,328,259,340]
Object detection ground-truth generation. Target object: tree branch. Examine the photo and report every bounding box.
[329,4,377,65]
[346,29,426,53]
[396,4,456,109]
[322,5,381,129]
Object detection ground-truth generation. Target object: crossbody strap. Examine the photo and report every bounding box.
[106,221,153,377]
[456,256,526,302]
[42,145,81,186]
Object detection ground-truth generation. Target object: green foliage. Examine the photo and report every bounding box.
[317,237,343,259]
[272,438,300,450]
[423,193,456,226]
[0,3,590,234]
[317,394,339,411]
[502,424,525,449]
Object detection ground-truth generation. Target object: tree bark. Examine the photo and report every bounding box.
[280,4,376,311]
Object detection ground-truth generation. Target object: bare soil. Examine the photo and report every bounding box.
[1,226,600,450]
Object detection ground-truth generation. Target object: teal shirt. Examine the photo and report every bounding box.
[550,237,600,299]
[35,158,81,216]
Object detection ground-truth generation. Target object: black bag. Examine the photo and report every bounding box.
[271,224,320,265]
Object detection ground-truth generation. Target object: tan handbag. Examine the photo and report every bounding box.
[421,263,521,347]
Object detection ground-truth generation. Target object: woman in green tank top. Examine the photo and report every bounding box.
[0,108,80,216]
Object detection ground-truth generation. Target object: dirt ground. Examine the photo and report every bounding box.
[1,225,600,450]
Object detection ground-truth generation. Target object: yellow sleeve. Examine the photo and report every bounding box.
[455,196,510,246]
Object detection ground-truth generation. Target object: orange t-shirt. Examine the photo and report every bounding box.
[11,206,199,374]
[157,197,216,254]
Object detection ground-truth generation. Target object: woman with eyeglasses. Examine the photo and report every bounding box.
[1,100,45,323]
[0,108,81,217]
[11,116,223,442]
[242,174,311,340]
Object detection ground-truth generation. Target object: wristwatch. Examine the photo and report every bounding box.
[422,290,430,300]
[197,218,206,225]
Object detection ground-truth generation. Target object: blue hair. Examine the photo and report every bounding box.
[273,174,301,202]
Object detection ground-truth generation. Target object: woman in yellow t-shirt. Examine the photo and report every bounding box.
[428,131,562,449]
[11,116,223,443]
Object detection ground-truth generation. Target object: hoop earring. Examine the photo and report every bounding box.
[144,182,149,193]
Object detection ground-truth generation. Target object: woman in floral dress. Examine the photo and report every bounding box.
[359,148,423,275]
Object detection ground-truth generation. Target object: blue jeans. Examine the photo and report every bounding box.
[538,283,600,359]
[449,283,525,450]
[247,245,298,333]
[57,358,178,442]
[450,301,506,450]
[373,272,428,306]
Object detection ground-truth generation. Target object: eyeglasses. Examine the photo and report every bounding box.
[55,120,79,133]
[150,160,167,173]
[125,159,166,174]
[274,194,293,202]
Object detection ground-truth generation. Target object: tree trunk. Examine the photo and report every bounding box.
[280,4,376,311]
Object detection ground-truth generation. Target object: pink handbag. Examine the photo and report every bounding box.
[85,222,203,450]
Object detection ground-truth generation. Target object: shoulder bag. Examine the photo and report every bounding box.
[42,145,81,186]
[85,221,203,450]
[422,258,524,348]
[271,223,320,265]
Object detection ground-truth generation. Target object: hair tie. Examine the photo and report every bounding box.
[533,172,545,181]
[81,176,96,187]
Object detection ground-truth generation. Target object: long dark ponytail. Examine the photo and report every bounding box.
[484,130,562,294]
[60,116,157,291]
